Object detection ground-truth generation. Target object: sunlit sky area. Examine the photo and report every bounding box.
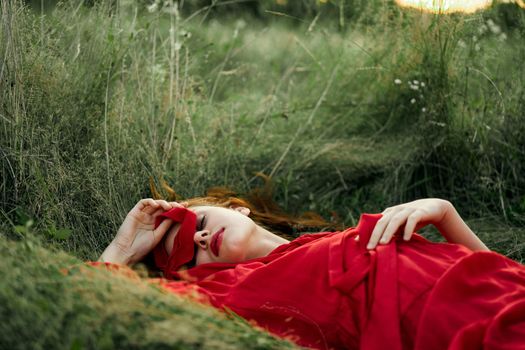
[395,0,525,13]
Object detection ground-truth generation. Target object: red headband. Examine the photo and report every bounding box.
[153,207,197,276]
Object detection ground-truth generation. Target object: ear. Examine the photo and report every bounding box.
[230,205,250,216]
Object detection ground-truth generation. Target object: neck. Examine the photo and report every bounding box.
[245,225,289,260]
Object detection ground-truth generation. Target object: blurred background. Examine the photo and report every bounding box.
[2,0,524,260]
[2,0,525,258]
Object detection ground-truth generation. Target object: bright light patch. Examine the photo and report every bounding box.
[395,0,525,13]
[395,0,491,13]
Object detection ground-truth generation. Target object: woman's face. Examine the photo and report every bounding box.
[164,205,257,266]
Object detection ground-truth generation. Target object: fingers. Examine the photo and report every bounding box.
[136,198,159,211]
[403,211,421,241]
[135,198,187,214]
[367,208,417,249]
[365,199,449,249]
[380,210,410,244]
[169,201,188,208]
[368,212,394,249]
[155,200,172,211]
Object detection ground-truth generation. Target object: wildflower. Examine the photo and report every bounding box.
[413,80,419,85]
[410,98,416,104]
[475,44,481,52]
[458,40,467,49]
[499,33,507,41]
[486,19,501,35]
[147,2,159,13]
[394,79,402,85]
[236,19,247,30]
[422,107,427,112]
[421,82,426,87]
[409,84,419,91]
[489,24,501,35]
[478,24,488,35]
[163,2,180,16]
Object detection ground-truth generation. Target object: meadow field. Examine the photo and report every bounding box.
[1,0,524,348]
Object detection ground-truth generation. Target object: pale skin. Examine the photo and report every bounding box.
[99,198,489,266]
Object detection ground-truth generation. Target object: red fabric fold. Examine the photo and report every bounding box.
[152,207,197,278]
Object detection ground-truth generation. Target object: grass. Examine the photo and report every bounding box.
[0,236,298,349]
[1,0,524,348]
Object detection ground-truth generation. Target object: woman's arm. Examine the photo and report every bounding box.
[365,198,490,252]
[433,201,489,251]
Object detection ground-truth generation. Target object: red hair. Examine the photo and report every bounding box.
[149,174,342,241]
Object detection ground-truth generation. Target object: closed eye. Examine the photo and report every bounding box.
[197,215,206,231]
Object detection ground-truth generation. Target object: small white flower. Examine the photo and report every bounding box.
[410,84,419,91]
[499,33,507,41]
[422,107,427,113]
[174,41,182,51]
[413,80,419,85]
[473,35,478,42]
[147,3,158,12]
[475,43,481,51]
[410,98,416,104]
[394,79,402,85]
[489,24,501,35]
[458,40,467,49]
[163,2,180,16]
[236,19,247,29]
[421,82,426,87]
[487,19,495,27]
[478,24,488,35]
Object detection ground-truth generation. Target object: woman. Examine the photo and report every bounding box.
[99,193,525,350]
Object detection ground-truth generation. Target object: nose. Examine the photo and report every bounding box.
[194,230,211,249]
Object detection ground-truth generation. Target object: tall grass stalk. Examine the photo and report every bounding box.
[1,1,524,262]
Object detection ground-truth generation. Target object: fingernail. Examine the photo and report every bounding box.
[367,244,373,249]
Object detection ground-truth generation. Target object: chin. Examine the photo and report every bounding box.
[224,243,248,263]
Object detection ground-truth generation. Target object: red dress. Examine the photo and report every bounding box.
[101,214,525,349]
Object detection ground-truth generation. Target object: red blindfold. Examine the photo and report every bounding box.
[153,207,197,276]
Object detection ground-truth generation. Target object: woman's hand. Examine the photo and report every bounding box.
[363,198,489,252]
[99,198,187,265]
[365,198,452,250]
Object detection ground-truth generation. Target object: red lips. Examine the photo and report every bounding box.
[210,227,224,257]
